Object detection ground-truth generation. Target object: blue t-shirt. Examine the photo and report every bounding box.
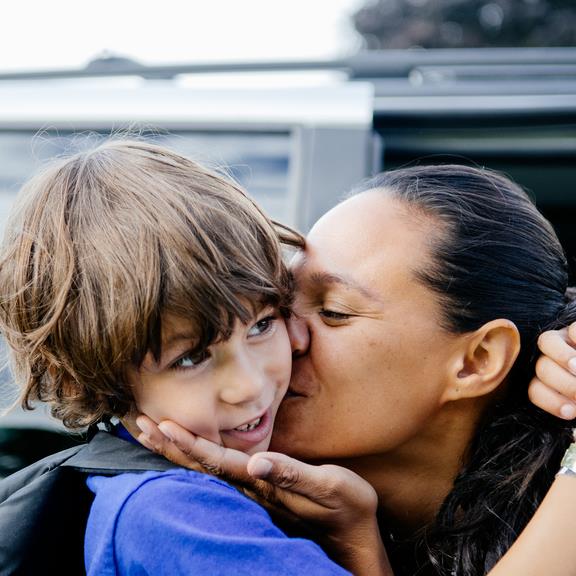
[85,468,351,575]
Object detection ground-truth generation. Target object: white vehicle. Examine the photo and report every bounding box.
[0,49,575,475]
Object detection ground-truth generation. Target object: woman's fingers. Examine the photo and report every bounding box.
[248,452,328,497]
[528,376,576,420]
[248,452,377,512]
[134,415,204,472]
[535,356,576,402]
[568,321,576,348]
[156,420,252,482]
[532,324,576,419]
[247,455,388,576]
[135,415,168,448]
[537,326,576,376]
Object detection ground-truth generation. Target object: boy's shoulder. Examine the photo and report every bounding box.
[87,465,255,533]
[85,467,290,575]
[84,453,352,576]
[0,429,177,576]
[87,464,247,518]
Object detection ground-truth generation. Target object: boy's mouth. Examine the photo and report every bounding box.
[234,416,262,432]
[222,409,273,451]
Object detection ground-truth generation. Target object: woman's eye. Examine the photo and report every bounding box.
[319,309,351,323]
[172,349,210,370]
[248,315,276,337]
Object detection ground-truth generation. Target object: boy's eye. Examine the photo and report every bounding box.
[247,315,276,338]
[172,349,210,370]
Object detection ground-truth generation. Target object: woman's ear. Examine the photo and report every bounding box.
[441,319,521,403]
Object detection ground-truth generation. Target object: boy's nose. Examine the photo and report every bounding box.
[287,314,310,358]
[219,359,267,405]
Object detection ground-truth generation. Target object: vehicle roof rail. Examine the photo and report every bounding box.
[0,48,574,83]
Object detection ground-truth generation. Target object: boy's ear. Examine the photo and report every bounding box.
[441,319,521,403]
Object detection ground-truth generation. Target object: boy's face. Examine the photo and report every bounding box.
[128,307,291,455]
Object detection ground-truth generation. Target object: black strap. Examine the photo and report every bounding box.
[0,430,178,576]
[62,430,178,475]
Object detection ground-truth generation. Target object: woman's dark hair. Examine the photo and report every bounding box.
[353,164,576,575]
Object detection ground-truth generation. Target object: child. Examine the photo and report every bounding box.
[0,140,386,575]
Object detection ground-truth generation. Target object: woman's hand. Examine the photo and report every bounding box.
[135,415,393,576]
[529,322,576,420]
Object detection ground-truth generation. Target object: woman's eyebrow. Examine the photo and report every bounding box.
[309,271,382,303]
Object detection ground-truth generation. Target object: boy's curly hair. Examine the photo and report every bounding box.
[0,139,302,428]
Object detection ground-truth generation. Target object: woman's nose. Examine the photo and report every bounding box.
[287,313,310,358]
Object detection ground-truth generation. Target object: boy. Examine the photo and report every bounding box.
[0,140,356,575]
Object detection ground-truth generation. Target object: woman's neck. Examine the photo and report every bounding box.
[337,399,487,536]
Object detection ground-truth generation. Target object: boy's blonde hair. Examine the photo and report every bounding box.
[0,140,302,428]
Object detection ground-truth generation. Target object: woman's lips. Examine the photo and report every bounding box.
[286,365,312,398]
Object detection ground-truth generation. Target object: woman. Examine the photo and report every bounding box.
[138,164,576,575]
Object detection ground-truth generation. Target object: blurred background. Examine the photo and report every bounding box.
[3,0,576,71]
[1,0,575,476]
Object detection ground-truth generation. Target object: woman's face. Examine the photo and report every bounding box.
[270,191,460,461]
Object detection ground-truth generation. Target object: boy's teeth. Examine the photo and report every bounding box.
[234,417,262,432]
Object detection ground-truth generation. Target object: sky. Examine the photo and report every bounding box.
[1,0,364,72]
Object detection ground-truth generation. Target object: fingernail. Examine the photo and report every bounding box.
[569,358,576,376]
[560,404,576,420]
[249,457,273,478]
[157,422,174,441]
[137,418,154,436]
